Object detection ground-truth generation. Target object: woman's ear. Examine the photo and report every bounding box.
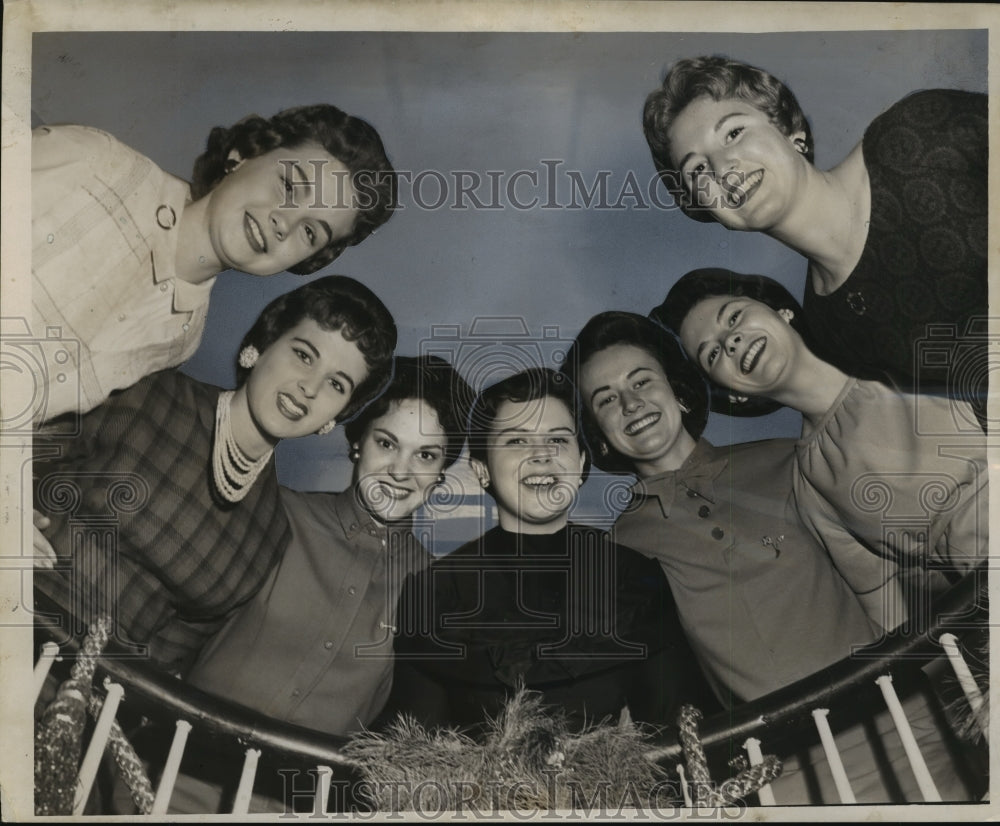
[790,131,808,155]
[470,457,490,489]
[225,149,245,174]
[573,450,586,488]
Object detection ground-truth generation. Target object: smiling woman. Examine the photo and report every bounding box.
[643,57,988,427]
[32,276,397,679]
[660,268,988,603]
[31,105,397,423]
[386,367,706,737]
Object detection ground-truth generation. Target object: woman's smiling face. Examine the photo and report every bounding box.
[354,398,448,523]
[667,95,808,231]
[204,141,359,276]
[578,343,695,475]
[678,295,798,398]
[244,317,369,442]
[475,395,586,534]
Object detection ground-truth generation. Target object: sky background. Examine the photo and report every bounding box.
[29,28,988,546]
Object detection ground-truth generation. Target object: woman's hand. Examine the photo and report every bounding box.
[33,509,56,569]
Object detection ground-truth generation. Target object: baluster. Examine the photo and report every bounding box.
[811,708,856,803]
[152,719,192,814]
[875,675,941,801]
[33,641,60,701]
[314,765,333,814]
[939,632,988,743]
[742,737,776,805]
[231,748,261,814]
[73,679,125,815]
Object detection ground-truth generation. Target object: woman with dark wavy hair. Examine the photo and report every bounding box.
[33,104,397,422]
[643,56,987,427]
[33,276,397,678]
[661,268,987,596]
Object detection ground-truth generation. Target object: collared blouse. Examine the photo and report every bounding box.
[32,124,213,421]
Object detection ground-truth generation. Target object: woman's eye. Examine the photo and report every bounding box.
[294,348,312,365]
[725,125,744,142]
[305,225,316,245]
[377,438,394,450]
[327,377,345,393]
[548,436,569,445]
[419,451,439,463]
[634,378,650,390]
[283,177,293,195]
[706,345,720,367]
[596,394,616,409]
[727,309,742,327]
[507,437,526,446]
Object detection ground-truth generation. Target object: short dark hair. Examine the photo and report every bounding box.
[343,355,473,469]
[237,275,397,421]
[643,56,814,223]
[652,267,811,417]
[468,367,591,486]
[563,311,709,473]
[190,104,397,273]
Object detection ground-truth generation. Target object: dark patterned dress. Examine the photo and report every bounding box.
[803,89,987,428]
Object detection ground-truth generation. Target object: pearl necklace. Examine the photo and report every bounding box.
[212,390,273,503]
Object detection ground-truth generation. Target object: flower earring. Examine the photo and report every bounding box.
[778,308,795,323]
[316,419,337,436]
[728,393,750,405]
[239,346,259,369]
[598,441,610,457]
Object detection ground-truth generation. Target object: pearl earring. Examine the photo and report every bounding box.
[316,419,337,436]
[349,445,361,462]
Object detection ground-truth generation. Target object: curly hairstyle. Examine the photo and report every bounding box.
[190,104,397,273]
[651,267,812,417]
[468,367,591,487]
[237,275,397,422]
[562,311,709,474]
[643,56,814,223]
[344,355,474,469]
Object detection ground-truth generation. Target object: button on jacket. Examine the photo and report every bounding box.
[612,438,878,706]
[189,486,432,735]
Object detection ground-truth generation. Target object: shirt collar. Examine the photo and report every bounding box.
[627,438,727,518]
[149,175,214,313]
[335,484,414,544]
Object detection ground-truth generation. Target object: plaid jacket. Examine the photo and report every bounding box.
[34,370,290,674]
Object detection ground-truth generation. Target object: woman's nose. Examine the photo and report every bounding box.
[270,211,288,242]
[298,377,318,398]
[725,330,743,355]
[621,390,643,414]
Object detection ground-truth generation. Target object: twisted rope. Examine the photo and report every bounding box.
[35,617,153,815]
[86,695,155,814]
[677,705,782,807]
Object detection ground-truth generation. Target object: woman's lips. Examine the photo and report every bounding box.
[740,337,766,374]
[624,411,661,436]
[377,481,413,500]
[522,474,556,487]
[725,169,764,208]
[244,212,267,253]
[277,392,306,420]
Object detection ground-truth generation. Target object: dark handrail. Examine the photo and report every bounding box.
[34,565,985,771]
[646,567,987,763]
